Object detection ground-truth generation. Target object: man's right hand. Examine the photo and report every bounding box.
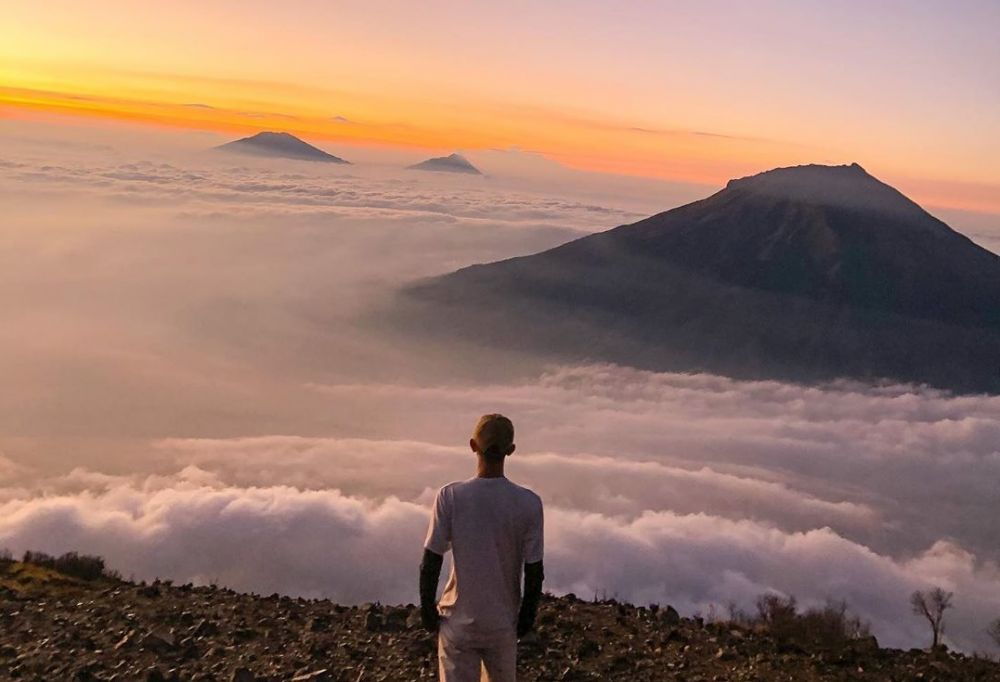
[419,549,445,634]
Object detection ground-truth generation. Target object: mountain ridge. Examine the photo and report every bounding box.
[724,163,931,221]
[215,132,349,163]
[407,153,482,174]
[398,163,1000,394]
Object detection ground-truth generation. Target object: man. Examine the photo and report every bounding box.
[420,414,545,682]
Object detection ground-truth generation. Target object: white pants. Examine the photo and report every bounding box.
[437,618,517,682]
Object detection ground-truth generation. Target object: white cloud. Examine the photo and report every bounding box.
[0,140,998,654]
[2,460,998,651]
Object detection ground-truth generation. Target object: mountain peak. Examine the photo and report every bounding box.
[727,163,872,189]
[725,163,924,219]
[401,163,1000,394]
[214,131,349,163]
[250,131,296,141]
[408,153,482,175]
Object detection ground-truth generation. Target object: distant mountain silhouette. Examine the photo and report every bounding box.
[407,153,482,174]
[215,132,349,163]
[399,164,1000,393]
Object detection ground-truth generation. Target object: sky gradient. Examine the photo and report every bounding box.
[2,0,998,211]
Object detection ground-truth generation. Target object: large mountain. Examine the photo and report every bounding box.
[407,153,482,174]
[399,164,1000,393]
[215,132,349,163]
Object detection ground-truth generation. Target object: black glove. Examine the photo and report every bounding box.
[517,560,544,639]
[419,549,444,634]
[517,612,534,638]
[421,604,440,633]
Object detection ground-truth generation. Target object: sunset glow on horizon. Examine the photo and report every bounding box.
[5,1,1000,660]
[3,0,998,212]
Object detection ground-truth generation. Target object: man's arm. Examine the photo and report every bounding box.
[419,548,443,632]
[517,560,544,638]
[421,485,451,634]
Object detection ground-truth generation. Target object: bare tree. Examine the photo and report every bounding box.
[910,587,953,649]
[988,618,1000,649]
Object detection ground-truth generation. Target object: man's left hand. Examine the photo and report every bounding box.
[517,614,534,638]
[421,605,440,633]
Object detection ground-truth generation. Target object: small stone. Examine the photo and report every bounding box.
[405,609,422,630]
[231,668,255,682]
[141,630,175,654]
[193,619,219,636]
[364,610,382,631]
[306,616,329,632]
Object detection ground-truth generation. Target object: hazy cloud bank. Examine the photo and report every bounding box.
[0,139,998,653]
[3,366,1000,651]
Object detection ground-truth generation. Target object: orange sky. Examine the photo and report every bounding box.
[2,1,998,213]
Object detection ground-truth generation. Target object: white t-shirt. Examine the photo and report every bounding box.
[424,476,544,635]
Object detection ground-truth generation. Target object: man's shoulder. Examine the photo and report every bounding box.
[506,480,543,509]
[437,481,465,497]
[442,478,541,509]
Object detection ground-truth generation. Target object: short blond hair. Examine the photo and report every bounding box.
[472,414,514,458]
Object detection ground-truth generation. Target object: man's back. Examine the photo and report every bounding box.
[425,477,544,635]
[421,414,545,682]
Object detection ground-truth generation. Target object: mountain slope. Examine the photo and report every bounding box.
[399,164,1000,393]
[215,132,349,163]
[407,153,482,174]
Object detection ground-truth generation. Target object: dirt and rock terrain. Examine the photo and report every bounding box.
[1,558,998,681]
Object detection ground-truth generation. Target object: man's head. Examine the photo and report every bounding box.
[470,413,515,460]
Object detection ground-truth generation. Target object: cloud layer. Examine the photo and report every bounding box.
[3,367,1000,652]
[0,138,998,653]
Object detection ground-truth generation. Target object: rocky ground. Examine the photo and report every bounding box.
[1,560,998,681]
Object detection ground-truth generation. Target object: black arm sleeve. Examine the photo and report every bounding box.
[419,549,444,632]
[517,560,544,637]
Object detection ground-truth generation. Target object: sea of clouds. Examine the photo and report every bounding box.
[1,126,999,653]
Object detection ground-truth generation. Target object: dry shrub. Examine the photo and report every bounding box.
[21,550,110,581]
[754,593,871,650]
